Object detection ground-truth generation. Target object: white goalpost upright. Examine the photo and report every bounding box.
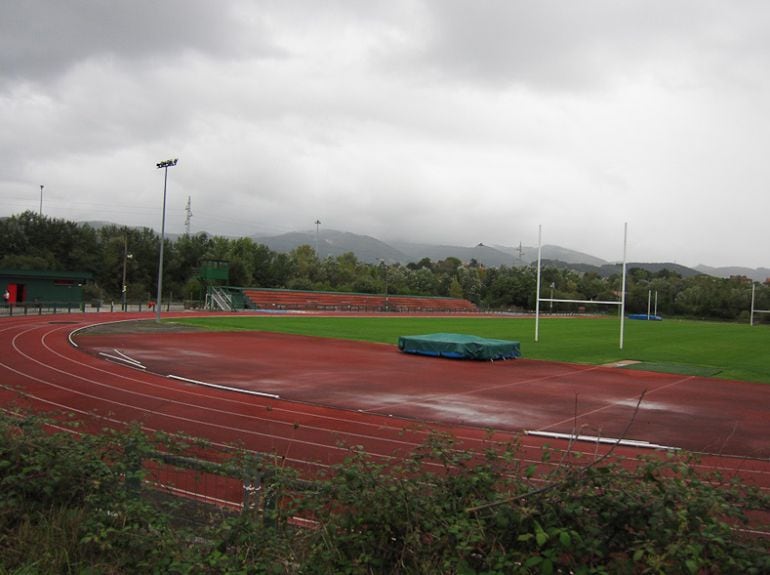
[750,283,770,326]
[535,223,628,349]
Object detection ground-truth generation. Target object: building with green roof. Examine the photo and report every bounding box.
[1,269,92,307]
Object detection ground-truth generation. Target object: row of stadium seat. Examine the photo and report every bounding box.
[242,289,477,313]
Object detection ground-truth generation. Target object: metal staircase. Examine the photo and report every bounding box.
[208,286,234,311]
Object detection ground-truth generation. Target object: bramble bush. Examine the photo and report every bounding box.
[1,413,768,574]
[296,434,770,574]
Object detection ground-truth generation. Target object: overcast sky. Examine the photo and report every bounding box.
[2,1,770,268]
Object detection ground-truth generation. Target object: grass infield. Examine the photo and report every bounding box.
[169,315,770,385]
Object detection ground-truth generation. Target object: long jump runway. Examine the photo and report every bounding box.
[2,313,769,501]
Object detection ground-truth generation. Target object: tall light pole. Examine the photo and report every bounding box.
[155,158,178,322]
[39,185,44,216]
[122,234,132,311]
[314,219,321,257]
[379,259,389,312]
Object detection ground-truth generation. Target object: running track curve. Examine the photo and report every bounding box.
[1,312,768,509]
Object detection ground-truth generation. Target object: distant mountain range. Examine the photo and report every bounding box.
[254,229,712,279]
[253,229,606,268]
[695,264,770,283]
[74,220,769,282]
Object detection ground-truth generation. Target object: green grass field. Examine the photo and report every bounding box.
[170,315,770,384]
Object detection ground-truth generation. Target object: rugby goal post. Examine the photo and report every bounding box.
[750,283,770,326]
[535,223,628,349]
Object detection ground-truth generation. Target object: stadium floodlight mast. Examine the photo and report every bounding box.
[121,234,133,312]
[155,158,178,322]
[379,258,389,311]
[39,185,44,216]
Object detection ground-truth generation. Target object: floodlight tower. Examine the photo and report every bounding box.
[155,158,178,322]
[379,258,389,311]
[121,234,132,311]
[39,185,44,216]
[315,219,321,257]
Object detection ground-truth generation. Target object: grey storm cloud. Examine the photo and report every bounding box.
[0,1,275,84]
[415,0,770,90]
[1,1,770,268]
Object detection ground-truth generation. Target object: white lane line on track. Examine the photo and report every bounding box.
[167,374,280,399]
[3,320,769,491]
[31,316,770,466]
[61,323,441,432]
[58,318,537,448]
[4,322,560,475]
[21,320,763,466]
[7,323,469,466]
[526,430,680,451]
[5,326,382,456]
[44,322,533,451]
[44,328,752,482]
[7,315,770,495]
[112,348,146,367]
[4,383,767,497]
[147,482,241,510]
[0,387,330,472]
[99,351,146,369]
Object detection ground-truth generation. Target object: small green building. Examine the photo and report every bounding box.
[198,259,230,283]
[1,269,93,306]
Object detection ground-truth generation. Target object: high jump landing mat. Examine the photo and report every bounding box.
[398,333,521,360]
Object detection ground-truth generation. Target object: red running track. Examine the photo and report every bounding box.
[1,312,769,508]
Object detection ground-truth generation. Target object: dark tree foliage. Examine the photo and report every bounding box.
[0,211,100,272]
[1,211,767,320]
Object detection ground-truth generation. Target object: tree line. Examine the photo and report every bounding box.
[1,211,767,321]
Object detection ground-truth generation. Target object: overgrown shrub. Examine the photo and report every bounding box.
[298,435,770,574]
[1,413,768,574]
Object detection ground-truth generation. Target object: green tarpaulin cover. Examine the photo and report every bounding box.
[398,333,521,361]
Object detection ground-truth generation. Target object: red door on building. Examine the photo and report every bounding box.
[6,283,24,304]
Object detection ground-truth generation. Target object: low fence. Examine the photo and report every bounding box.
[0,301,188,317]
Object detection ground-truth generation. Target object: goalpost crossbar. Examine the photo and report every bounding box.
[535,223,628,349]
[538,298,622,306]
